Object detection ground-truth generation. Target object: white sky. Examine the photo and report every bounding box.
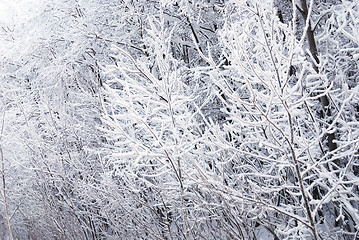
[0,0,21,25]
[0,0,39,25]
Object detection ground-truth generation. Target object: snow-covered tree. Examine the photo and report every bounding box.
[0,0,358,239]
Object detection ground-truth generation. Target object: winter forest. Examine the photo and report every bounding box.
[0,0,358,239]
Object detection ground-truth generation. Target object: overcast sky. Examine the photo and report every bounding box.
[0,0,21,25]
[0,0,40,25]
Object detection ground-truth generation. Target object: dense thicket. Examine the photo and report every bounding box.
[0,0,358,239]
